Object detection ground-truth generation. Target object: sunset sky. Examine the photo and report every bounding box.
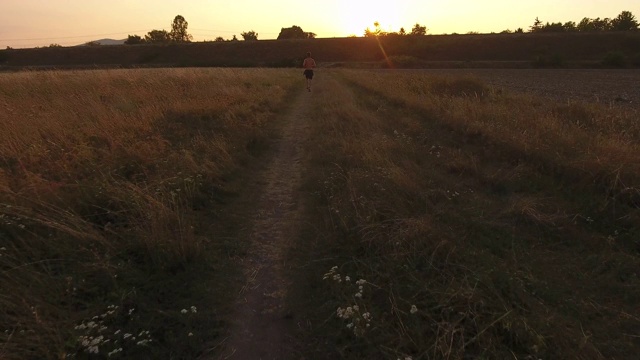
[1,0,638,48]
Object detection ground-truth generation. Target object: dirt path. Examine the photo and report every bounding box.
[215,88,312,360]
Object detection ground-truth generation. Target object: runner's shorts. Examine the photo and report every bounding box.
[304,69,314,79]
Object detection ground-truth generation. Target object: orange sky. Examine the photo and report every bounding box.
[1,0,638,48]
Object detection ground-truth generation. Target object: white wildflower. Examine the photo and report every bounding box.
[344,307,354,317]
[180,309,188,314]
[410,305,418,314]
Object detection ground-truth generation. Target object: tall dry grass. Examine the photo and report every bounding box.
[0,68,297,358]
[291,70,639,359]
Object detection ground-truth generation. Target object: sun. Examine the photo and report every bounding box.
[338,1,408,36]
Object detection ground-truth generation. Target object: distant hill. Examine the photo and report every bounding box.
[80,38,126,46]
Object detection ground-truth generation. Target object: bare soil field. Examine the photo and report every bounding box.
[418,69,640,107]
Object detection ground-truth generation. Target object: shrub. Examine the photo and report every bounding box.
[0,50,8,63]
[601,51,627,67]
[532,53,565,68]
[382,55,425,69]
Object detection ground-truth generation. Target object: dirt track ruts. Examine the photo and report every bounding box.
[216,88,311,360]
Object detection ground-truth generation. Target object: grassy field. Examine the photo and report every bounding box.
[1,68,639,359]
[0,68,299,358]
[289,70,639,359]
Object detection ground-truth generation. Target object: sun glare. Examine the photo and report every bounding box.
[339,1,408,36]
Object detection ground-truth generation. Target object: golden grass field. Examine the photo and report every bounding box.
[292,70,639,359]
[1,68,639,359]
[0,68,299,358]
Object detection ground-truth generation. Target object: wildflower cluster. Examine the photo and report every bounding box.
[446,190,461,200]
[180,306,197,314]
[72,305,152,357]
[0,207,26,229]
[179,305,198,337]
[336,304,372,337]
[323,266,373,337]
[393,129,413,144]
[429,144,442,158]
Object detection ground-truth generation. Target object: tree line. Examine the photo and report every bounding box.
[518,10,638,33]
[363,22,428,37]
[123,16,316,45]
[363,11,637,37]
[123,11,637,46]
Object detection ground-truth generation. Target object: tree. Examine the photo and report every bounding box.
[411,23,427,35]
[170,15,193,42]
[563,21,577,32]
[529,17,543,32]
[399,27,406,35]
[48,43,62,48]
[592,17,612,31]
[611,11,639,31]
[277,25,315,39]
[577,17,593,31]
[145,29,170,43]
[540,22,565,32]
[241,30,258,41]
[231,35,238,41]
[214,36,225,42]
[364,22,382,37]
[125,35,145,45]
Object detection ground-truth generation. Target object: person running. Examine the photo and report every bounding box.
[302,52,316,92]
